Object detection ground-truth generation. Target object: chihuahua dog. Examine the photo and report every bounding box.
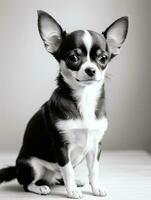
[0,11,128,199]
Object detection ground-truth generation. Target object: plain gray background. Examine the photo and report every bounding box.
[0,0,151,152]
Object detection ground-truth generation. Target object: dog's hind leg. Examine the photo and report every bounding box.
[16,159,51,195]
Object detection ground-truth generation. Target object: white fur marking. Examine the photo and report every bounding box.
[83,30,93,57]
[81,31,105,83]
[86,150,107,197]
[60,163,83,198]
[56,116,108,166]
[27,183,51,195]
[28,157,61,185]
[73,83,101,120]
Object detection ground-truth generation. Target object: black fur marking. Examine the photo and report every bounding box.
[57,178,84,187]
[95,84,106,119]
[97,142,102,161]
[49,74,81,121]
[57,31,88,71]
[16,108,57,163]
[58,30,87,60]
[56,178,64,185]
[35,179,49,186]
[88,30,111,70]
[16,74,82,168]
[48,75,82,166]
[0,166,16,183]
[56,144,69,167]
[16,161,35,186]
[88,30,106,51]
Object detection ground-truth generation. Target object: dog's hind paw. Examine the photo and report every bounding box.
[27,183,51,195]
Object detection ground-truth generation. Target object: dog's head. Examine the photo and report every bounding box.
[38,10,128,88]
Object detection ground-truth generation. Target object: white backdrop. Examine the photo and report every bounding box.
[0,0,151,152]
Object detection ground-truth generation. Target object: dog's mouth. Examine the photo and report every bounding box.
[75,78,100,83]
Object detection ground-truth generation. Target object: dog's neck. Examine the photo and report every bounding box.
[57,73,105,120]
[73,82,102,120]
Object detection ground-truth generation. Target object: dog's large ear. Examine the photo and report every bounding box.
[102,17,129,57]
[37,10,64,53]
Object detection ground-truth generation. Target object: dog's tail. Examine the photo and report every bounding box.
[0,166,16,184]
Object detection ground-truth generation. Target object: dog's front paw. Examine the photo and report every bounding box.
[91,185,107,197]
[67,188,83,199]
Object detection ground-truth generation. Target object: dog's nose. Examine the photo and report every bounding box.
[85,67,96,77]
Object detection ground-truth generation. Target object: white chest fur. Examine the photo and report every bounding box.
[56,83,108,166]
[56,117,108,166]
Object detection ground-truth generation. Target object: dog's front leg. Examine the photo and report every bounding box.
[86,144,107,197]
[57,145,83,199]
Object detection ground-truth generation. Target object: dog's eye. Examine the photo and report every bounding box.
[97,55,108,65]
[67,54,79,64]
